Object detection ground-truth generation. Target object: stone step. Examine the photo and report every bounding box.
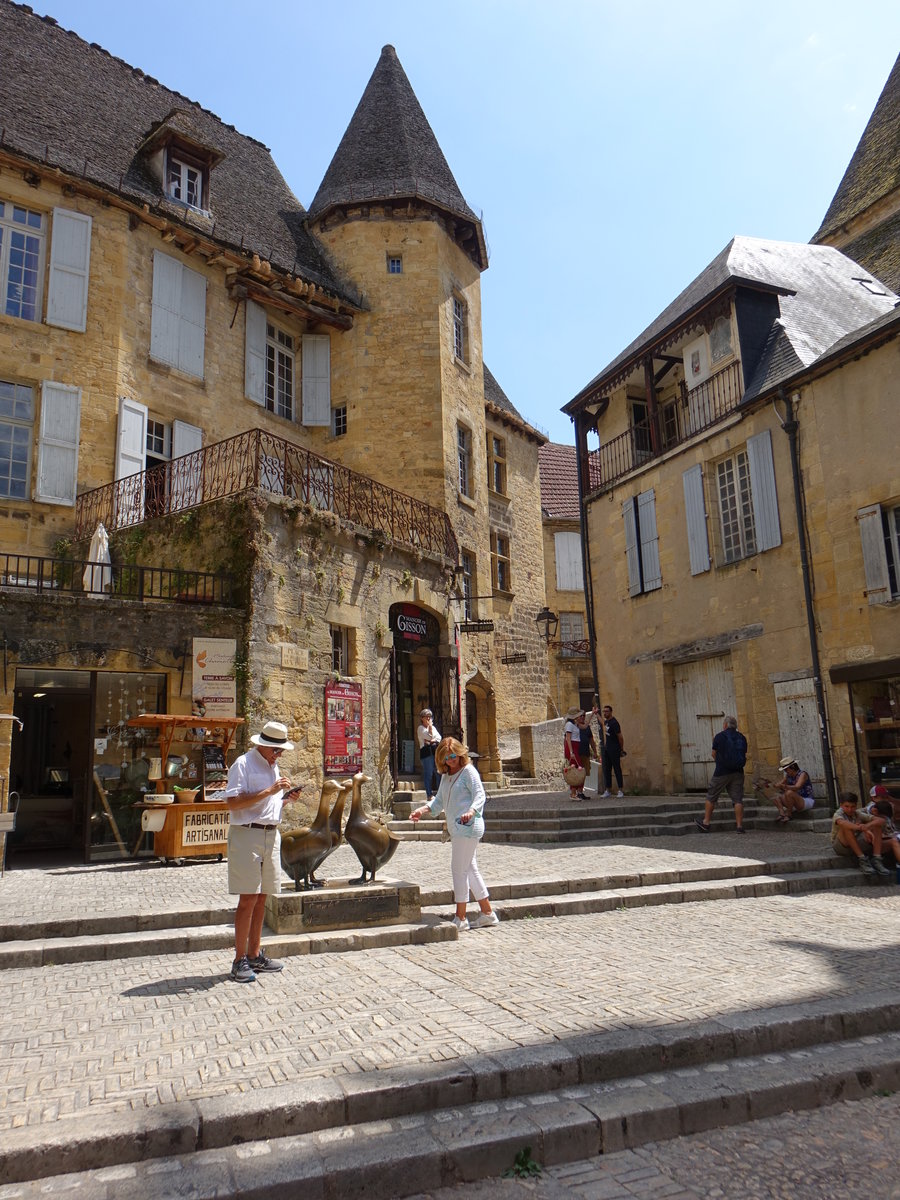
[4,990,900,1195]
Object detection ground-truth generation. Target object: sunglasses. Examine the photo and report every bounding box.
[270,748,284,757]
[446,753,458,760]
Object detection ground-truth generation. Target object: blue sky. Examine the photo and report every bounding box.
[31,1,900,444]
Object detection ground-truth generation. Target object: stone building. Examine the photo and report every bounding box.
[564,236,899,800]
[0,3,547,860]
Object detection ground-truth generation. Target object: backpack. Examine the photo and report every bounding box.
[717,728,747,772]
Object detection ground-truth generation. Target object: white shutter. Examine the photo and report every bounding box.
[683,464,710,575]
[302,334,331,426]
[554,531,583,590]
[46,208,92,332]
[637,488,662,591]
[116,397,147,480]
[150,251,206,378]
[623,497,641,596]
[171,420,203,510]
[858,503,891,605]
[244,300,267,405]
[747,429,781,552]
[35,382,81,505]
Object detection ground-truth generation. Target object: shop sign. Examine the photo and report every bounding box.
[390,604,439,645]
[324,680,363,776]
[181,808,229,847]
[192,638,236,718]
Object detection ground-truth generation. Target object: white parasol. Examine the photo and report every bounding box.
[82,522,112,598]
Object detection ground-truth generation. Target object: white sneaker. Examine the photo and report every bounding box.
[451,915,470,931]
[601,790,611,798]
[471,911,500,929]
[616,790,624,798]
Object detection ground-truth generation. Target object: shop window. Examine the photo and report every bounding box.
[491,530,511,594]
[487,433,507,495]
[0,379,34,500]
[457,423,473,498]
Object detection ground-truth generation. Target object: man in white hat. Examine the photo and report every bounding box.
[223,720,296,982]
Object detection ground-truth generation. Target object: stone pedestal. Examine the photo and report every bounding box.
[265,878,421,934]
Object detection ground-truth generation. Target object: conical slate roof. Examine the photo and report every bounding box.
[309,45,487,267]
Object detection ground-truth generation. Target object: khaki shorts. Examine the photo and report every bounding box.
[227,824,282,895]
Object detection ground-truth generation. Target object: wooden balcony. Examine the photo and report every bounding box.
[587,361,743,493]
[75,428,459,562]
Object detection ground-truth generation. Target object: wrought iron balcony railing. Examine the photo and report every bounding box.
[587,360,744,493]
[553,639,591,659]
[75,428,459,562]
[1,554,235,604]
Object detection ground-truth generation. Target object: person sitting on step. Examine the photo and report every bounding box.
[773,756,815,822]
[831,791,891,877]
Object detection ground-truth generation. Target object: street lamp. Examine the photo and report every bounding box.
[535,606,558,644]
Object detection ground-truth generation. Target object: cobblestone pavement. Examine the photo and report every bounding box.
[1,828,841,925]
[406,1091,900,1199]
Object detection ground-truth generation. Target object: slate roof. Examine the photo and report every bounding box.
[0,0,356,301]
[538,443,580,521]
[814,53,900,241]
[831,206,900,295]
[566,236,898,410]
[309,45,487,268]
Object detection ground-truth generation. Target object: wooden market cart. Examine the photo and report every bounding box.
[127,715,244,864]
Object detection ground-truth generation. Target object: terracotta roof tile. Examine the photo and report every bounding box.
[538,442,580,520]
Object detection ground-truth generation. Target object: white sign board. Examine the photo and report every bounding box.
[192,638,237,718]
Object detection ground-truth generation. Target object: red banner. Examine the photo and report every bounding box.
[324,680,363,776]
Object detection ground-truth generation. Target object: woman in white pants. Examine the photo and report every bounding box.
[410,737,499,931]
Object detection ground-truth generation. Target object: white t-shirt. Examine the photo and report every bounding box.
[417,722,441,749]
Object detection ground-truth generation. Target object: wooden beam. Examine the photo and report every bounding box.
[231,277,353,331]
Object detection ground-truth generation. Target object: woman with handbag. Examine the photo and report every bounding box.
[564,707,587,800]
[409,737,499,931]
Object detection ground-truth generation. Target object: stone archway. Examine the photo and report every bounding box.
[463,669,500,780]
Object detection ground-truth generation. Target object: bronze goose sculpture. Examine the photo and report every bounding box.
[280,779,340,891]
[306,777,352,886]
[344,771,400,884]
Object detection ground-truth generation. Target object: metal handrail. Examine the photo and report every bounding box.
[0,554,235,604]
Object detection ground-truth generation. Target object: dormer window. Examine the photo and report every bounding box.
[167,156,203,209]
[139,111,222,217]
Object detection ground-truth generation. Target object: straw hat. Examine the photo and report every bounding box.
[779,755,797,771]
[565,707,582,720]
[250,720,294,750]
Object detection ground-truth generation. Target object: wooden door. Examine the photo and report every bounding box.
[674,656,737,790]
[774,678,826,797]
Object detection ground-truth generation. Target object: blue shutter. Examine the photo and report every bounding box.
[682,464,710,574]
[638,488,661,591]
[623,497,642,596]
[747,429,781,552]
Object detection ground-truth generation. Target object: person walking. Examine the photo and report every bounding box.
[223,720,296,983]
[416,708,441,802]
[409,737,499,931]
[694,715,748,834]
[600,703,625,798]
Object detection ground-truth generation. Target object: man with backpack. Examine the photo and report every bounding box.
[694,715,748,835]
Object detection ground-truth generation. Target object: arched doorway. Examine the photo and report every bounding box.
[463,670,500,778]
[388,603,460,784]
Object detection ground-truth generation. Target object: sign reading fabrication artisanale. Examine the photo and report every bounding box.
[181,808,229,846]
[324,680,363,776]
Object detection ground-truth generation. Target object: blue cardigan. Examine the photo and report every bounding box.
[426,763,485,839]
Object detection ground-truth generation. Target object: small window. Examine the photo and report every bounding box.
[452,293,468,362]
[487,433,507,495]
[716,450,756,563]
[166,154,205,210]
[460,550,474,619]
[558,612,585,658]
[709,315,733,363]
[332,405,347,437]
[0,379,34,499]
[266,321,295,420]
[0,202,45,323]
[331,625,349,675]
[146,418,171,462]
[457,424,473,498]
[491,530,511,593]
[387,255,403,274]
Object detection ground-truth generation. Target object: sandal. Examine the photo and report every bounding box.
[776,814,789,823]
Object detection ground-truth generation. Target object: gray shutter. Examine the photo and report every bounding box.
[244,300,266,405]
[171,420,203,510]
[46,208,92,332]
[623,497,642,596]
[858,503,891,605]
[682,464,710,574]
[35,381,81,505]
[554,531,583,590]
[302,334,331,426]
[637,488,662,591]
[747,429,781,551]
[150,250,182,368]
[178,263,206,379]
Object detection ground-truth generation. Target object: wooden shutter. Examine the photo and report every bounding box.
[244,300,267,405]
[683,464,710,574]
[46,208,92,332]
[178,264,206,379]
[302,334,331,426]
[171,420,203,510]
[35,382,81,505]
[623,497,642,596]
[150,251,206,378]
[554,531,583,590]
[637,488,662,591]
[747,429,781,552]
[115,397,147,480]
[858,503,891,605]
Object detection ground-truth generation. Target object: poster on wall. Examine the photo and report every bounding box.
[192,638,237,718]
[324,680,363,776]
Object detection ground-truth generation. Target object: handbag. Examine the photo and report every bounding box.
[563,763,586,788]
